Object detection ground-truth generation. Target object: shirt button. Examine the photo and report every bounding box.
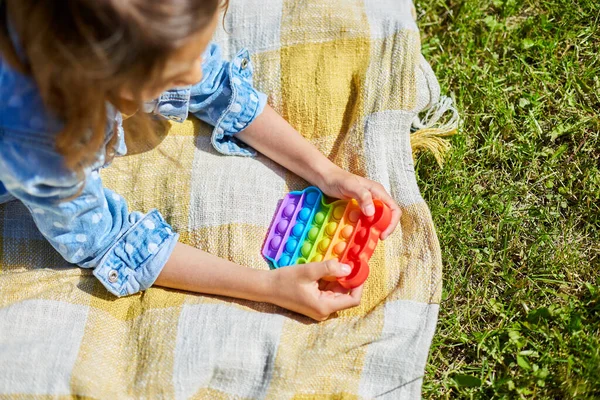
[108,270,119,283]
[241,58,249,70]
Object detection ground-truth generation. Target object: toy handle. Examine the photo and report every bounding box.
[337,259,369,289]
[371,200,393,234]
[336,202,392,289]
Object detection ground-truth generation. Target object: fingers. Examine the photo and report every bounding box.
[319,284,364,315]
[355,187,375,217]
[369,184,401,240]
[305,259,352,281]
[382,206,401,240]
[301,266,365,320]
[322,280,352,294]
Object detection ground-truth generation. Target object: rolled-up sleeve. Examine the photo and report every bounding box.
[146,43,268,157]
[0,140,179,297]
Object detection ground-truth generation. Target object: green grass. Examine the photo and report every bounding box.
[414,0,600,398]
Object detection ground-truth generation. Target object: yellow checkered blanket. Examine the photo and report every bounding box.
[0,0,455,398]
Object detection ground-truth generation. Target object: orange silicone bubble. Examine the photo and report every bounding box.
[334,241,347,255]
[348,210,361,223]
[341,225,354,239]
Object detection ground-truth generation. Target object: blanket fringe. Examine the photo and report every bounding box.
[410,96,459,167]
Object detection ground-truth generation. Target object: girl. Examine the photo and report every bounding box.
[0,0,400,321]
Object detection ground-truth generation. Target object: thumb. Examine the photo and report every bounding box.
[305,259,352,281]
[354,188,375,217]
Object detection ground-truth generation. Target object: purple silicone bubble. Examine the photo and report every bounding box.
[276,220,289,234]
[270,236,282,251]
[283,204,295,218]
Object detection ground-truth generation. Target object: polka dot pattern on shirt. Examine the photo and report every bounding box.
[8,95,22,108]
[30,116,45,130]
[143,220,156,230]
[148,243,158,254]
[73,248,84,259]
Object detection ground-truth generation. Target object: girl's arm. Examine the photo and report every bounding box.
[237,105,334,193]
[237,105,401,240]
[155,242,270,302]
[155,242,362,321]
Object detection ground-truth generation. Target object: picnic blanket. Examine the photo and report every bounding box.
[0,0,457,398]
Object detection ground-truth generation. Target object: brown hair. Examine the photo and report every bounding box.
[0,0,228,171]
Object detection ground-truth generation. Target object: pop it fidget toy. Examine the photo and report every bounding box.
[262,187,392,289]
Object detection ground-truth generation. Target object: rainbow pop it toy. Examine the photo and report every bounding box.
[262,187,391,289]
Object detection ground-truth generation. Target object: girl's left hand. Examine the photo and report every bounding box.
[317,167,401,240]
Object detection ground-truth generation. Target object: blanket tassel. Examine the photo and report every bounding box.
[410,96,459,167]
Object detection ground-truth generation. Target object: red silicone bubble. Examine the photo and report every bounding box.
[372,200,393,233]
[354,228,369,245]
[349,244,361,258]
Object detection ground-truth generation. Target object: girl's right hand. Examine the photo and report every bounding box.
[268,260,364,321]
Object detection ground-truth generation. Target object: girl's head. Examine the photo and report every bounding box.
[0,0,228,170]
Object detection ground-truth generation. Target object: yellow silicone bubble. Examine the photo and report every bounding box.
[312,254,323,262]
[333,206,345,220]
[326,222,338,236]
[319,238,331,251]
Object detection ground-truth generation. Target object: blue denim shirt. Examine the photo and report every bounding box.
[0,42,267,297]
